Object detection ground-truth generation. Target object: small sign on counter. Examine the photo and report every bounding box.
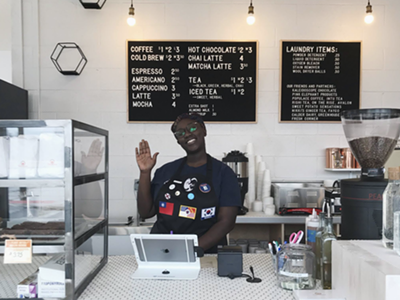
[280,40,361,123]
[4,239,32,264]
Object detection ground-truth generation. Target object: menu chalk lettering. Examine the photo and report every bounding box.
[127,41,257,123]
[280,41,361,122]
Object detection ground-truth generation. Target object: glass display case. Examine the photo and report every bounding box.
[0,120,108,299]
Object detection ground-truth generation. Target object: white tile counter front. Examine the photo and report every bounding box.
[79,254,298,300]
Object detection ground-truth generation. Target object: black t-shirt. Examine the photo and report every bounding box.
[151,156,241,207]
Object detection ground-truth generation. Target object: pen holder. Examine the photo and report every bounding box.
[276,244,316,291]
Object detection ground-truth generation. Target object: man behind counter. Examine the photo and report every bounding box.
[135,113,241,253]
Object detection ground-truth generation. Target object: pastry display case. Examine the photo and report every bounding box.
[0,119,108,299]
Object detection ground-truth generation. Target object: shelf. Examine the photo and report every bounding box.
[0,179,65,187]
[236,211,341,224]
[325,168,361,172]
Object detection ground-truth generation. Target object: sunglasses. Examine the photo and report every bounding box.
[173,122,199,139]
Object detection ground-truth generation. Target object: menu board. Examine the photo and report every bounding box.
[280,41,361,122]
[127,41,257,123]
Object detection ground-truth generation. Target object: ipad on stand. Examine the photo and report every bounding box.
[130,233,201,280]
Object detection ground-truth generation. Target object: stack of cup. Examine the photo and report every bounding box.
[262,169,271,198]
[262,196,275,215]
[246,143,256,210]
[256,161,267,201]
[252,200,263,212]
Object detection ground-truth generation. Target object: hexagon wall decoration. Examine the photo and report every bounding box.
[79,0,107,9]
[50,42,88,75]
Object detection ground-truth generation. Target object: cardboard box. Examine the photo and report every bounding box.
[38,254,65,298]
[17,271,38,298]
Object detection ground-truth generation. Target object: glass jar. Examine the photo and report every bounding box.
[276,244,316,290]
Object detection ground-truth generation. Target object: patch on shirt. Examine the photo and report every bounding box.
[199,183,211,193]
[178,205,197,220]
[201,207,216,220]
[159,201,174,216]
[183,177,198,192]
[164,193,171,200]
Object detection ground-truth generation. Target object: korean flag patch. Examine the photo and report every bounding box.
[201,207,216,220]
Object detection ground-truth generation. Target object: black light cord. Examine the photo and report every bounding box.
[242,265,262,283]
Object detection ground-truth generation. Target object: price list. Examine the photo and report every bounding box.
[280,41,361,122]
[127,41,257,122]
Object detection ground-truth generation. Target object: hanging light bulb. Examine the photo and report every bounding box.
[127,0,136,26]
[364,0,374,24]
[247,1,255,25]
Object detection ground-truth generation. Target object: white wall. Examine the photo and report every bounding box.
[0,0,12,83]
[12,0,400,221]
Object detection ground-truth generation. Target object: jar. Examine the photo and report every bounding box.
[276,244,316,290]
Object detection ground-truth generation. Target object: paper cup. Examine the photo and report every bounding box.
[264,204,275,215]
[262,196,274,206]
[252,200,263,212]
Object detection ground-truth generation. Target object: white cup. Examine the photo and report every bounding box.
[252,200,263,212]
[263,204,275,215]
[262,196,274,206]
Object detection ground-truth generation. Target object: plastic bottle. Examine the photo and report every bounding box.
[315,200,327,280]
[306,208,319,253]
[382,167,400,249]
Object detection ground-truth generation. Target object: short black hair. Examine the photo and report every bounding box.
[171,113,205,133]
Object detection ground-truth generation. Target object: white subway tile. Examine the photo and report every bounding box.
[258,135,296,157]
[317,123,345,135]
[383,92,400,108]
[360,92,383,108]
[109,178,124,200]
[258,70,275,92]
[258,92,279,114]
[274,157,317,179]
[109,155,136,178]
[295,135,341,157]
[109,134,124,156]
[363,47,384,70]
[109,200,136,222]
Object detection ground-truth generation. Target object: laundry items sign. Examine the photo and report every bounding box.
[280,41,361,122]
[126,40,257,123]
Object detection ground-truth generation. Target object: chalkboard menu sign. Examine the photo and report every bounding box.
[280,41,361,122]
[127,41,257,123]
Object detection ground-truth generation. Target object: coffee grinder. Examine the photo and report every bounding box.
[222,150,249,215]
[340,109,400,239]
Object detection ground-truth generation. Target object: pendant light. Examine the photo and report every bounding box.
[364,0,374,24]
[127,0,136,26]
[247,1,255,25]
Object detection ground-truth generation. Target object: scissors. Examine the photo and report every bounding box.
[289,230,304,244]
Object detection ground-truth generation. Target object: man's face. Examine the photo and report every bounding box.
[174,118,206,154]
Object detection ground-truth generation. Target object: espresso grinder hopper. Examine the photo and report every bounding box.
[340,109,400,239]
